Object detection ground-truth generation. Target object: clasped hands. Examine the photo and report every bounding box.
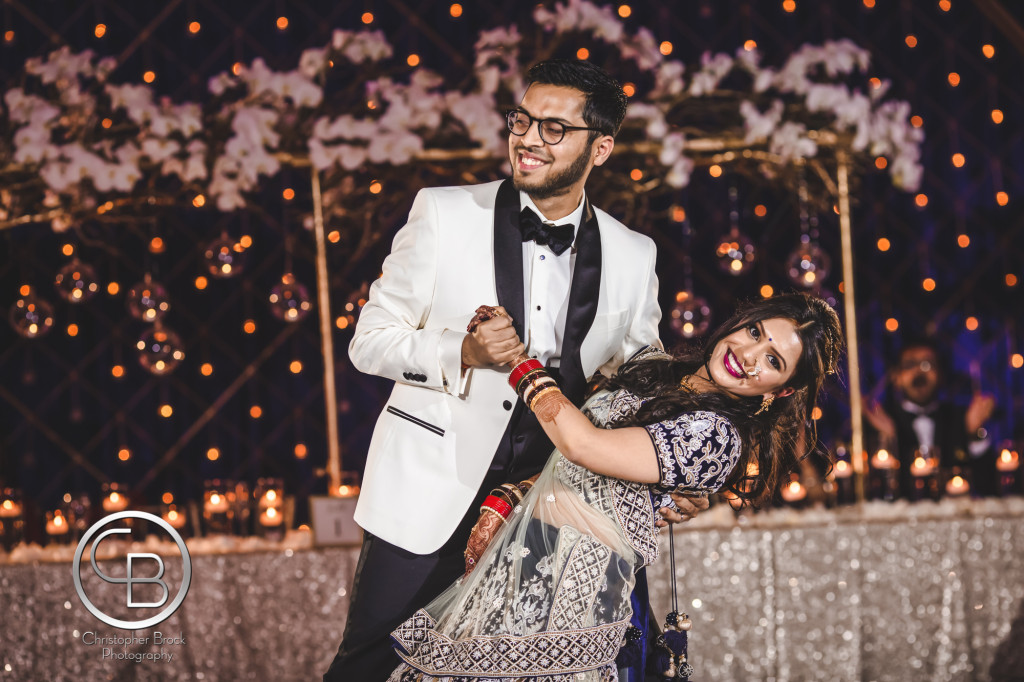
[460,305,710,576]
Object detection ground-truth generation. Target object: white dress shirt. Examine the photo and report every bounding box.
[519,192,586,368]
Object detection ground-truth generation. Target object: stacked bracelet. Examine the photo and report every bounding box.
[508,356,564,412]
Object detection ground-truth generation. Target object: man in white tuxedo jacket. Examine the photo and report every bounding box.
[325,59,692,681]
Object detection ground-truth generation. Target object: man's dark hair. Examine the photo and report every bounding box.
[525,59,628,139]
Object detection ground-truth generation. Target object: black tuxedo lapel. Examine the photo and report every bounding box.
[559,199,602,403]
[493,179,525,341]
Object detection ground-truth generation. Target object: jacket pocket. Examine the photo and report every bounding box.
[386,406,445,437]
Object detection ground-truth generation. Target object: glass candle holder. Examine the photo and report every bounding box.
[203,479,234,535]
[996,446,1019,497]
[101,482,130,514]
[334,471,361,499]
[231,480,251,535]
[780,474,808,509]
[870,449,900,501]
[909,450,940,502]
[255,478,285,540]
[944,467,971,499]
[0,488,26,551]
[45,509,72,545]
[161,503,191,539]
[63,492,93,541]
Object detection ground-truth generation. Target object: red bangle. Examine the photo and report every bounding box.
[508,358,544,389]
[481,495,513,518]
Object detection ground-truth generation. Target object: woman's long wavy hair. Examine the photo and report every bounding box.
[600,293,844,507]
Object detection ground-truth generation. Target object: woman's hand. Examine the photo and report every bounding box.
[655,493,710,527]
[463,510,504,577]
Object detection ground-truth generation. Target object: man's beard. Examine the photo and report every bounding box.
[511,143,591,200]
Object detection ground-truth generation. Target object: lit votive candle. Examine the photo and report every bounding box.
[945,475,970,497]
[162,508,187,530]
[833,460,852,479]
[780,480,807,503]
[102,491,129,513]
[910,456,936,477]
[0,499,22,518]
[258,506,283,527]
[336,484,360,498]
[205,492,229,514]
[996,449,1019,472]
[871,449,898,469]
[45,511,70,536]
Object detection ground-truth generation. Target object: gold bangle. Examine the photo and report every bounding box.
[528,386,562,412]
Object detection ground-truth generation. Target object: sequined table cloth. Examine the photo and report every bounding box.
[2,498,1022,681]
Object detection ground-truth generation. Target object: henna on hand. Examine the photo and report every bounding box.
[533,391,572,423]
[463,511,504,577]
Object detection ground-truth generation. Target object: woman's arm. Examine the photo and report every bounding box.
[532,393,661,483]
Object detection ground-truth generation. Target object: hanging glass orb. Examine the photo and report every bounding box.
[268,273,313,322]
[202,235,246,278]
[9,292,55,338]
[715,232,756,276]
[786,242,832,288]
[54,259,100,303]
[136,326,185,375]
[126,276,171,322]
[669,291,712,339]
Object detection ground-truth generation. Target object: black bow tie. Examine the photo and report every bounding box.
[519,207,575,256]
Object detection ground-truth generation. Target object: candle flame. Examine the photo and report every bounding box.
[210,493,221,504]
[788,481,802,493]
[876,449,889,462]
[951,476,964,487]
[266,506,278,518]
[2,500,12,510]
[913,457,926,468]
[265,490,278,502]
[109,492,120,503]
[54,514,64,526]
[167,510,178,521]
[1001,449,1014,463]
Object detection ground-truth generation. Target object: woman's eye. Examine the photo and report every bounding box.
[767,355,780,370]
[747,325,760,339]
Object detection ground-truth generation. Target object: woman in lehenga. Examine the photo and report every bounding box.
[387,293,843,681]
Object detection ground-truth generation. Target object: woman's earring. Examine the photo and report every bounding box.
[755,394,774,415]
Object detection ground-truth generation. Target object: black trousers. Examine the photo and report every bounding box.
[323,400,552,682]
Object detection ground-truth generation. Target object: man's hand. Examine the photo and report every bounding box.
[862,397,897,442]
[655,493,710,527]
[965,393,996,435]
[462,306,525,368]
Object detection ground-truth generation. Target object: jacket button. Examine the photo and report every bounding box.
[502,400,513,411]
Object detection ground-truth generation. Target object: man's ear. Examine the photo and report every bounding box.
[591,135,614,167]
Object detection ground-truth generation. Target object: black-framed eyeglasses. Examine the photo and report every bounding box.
[506,109,603,145]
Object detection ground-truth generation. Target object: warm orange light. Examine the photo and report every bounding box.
[193,194,206,208]
[957,234,970,248]
[243,320,256,334]
[369,181,383,194]
[290,360,303,374]
[618,4,632,17]
[905,34,918,48]
[811,406,822,420]
[450,3,463,17]
[754,204,767,217]
[914,194,928,208]
[863,0,875,7]
[232,62,243,76]
[188,21,200,34]
[149,237,165,253]
[885,318,899,332]
[276,16,289,30]
[207,447,220,461]
[1011,353,1024,369]
[965,316,979,331]
[162,492,174,504]
[947,72,960,87]
[1006,274,1018,287]
[708,164,722,178]
[294,443,308,459]
[200,362,213,376]
[629,168,643,181]
[61,243,74,256]
[910,115,923,128]
[282,188,295,201]
[874,156,887,170]
[95,24,106,38]
[744,40,757,51]
[195,276,208,290]
[67,324,79,337]
[118,448,131,461]
[407,54,420,67]
[250,405,263,419]
[782,0,796,12]
[143,70,156,84]
[576,48,590,60]
[659,41,673,55]
[996,191,1009,206]
[670,206,686,222]
[160,404,173,418]
[327,230,341,243]
[19,284,31,296]
[922,277,936,291]
[111,365,125,378]
[869,77,881,89]
[951,153,965,167]
[336,316,350,330]
[939,0,951,11]
[361,12,374,24]
[982,44,995,58]
[992,109,1004,124]
[622,83,636,97]
[101,117,112,129]
[760,284,774,298]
